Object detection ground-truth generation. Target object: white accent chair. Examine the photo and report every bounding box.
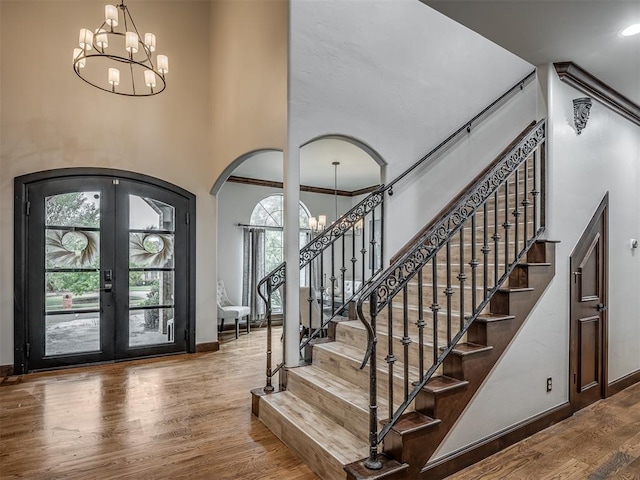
[217,280,251,339]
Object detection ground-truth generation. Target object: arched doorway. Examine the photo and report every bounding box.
[14,169,196,373]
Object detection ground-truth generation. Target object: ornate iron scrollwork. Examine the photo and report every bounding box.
[360,120,546,312]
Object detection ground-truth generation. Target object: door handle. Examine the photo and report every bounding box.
[100,283,113,293]
[596,303,607,312]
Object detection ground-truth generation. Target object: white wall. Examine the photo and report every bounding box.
[217,181,353,304]
[289,0,536,259]
[435,65,640,458]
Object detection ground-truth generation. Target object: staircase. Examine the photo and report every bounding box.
[253,118,553,479]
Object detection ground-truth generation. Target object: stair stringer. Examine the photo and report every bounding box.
[346,240,557,480]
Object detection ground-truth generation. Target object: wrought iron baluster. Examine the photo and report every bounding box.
[341,234,347,307]
[445,241,453,346]
[386,301,395,422]
[417,267,425,382]
[265,277,274,393]
[431,253,439,362]
[470,213,478,314]
[523,158,530,244]
[352,223,357,293]
[458,229,465,331]
[533,151,539,234]
[330,242,336,315]
[402,285,410,400]
[513,165,520,259]
[371,208,378,273]
[482,202,489,301]
[492,191,500,289]
[503,182,511,271]
[361,217,367,284]
[365,289,381,470]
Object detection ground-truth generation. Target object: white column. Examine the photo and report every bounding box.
[283,144,301,367]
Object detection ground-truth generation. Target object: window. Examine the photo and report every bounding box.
[249,194,311,311]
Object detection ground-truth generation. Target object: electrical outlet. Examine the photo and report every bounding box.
[546,377,552,392]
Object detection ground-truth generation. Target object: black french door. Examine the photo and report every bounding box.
[17,173,193,371]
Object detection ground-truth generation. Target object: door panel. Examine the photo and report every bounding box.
[27,178,116,370]
[570,195,607,412]
[23,175,191,371]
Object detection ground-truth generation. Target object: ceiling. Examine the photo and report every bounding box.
[231,139,382,192]
[424,0,640,105]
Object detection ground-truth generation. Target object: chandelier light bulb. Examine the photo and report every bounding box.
[318,215,327,229]
[108,67,120,86]
[309,217,318,231]
[144,70,156,88]
[95,29,109,49]
[144,33,156,52]
[73,48,86,69]
[157,55,169,74]
[79,28,93,50]
[105,5,118,28]
[125,32,139,54]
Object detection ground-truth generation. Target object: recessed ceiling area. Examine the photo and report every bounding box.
[230,138,382,192]
[424,0,640,105]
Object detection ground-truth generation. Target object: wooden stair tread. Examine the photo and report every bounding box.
[289,364,382,412]
[385,411,441,435]
[476,313,516,323]
[261,390,369,464]
[497,286,534,293]
[422,375,469,394]
[449,342,493,356]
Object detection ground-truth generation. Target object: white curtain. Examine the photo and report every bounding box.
[242,228,266,321]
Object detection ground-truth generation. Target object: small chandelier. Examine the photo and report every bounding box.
[72,2,169,96]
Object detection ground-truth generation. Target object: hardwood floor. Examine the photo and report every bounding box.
[0,328,318,480]
[447,382,640,479]
[1,327,638,479]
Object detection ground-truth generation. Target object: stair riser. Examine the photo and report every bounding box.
[259,400,349,480]
[335,322,441,370]
[312,345,418,409]
[286,370,371,443]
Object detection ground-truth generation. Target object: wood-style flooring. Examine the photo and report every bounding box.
[0,327,638,479]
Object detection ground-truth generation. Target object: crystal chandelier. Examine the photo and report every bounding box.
[72,2,169,96]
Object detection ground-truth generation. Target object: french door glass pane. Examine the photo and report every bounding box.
[129,308,175,347]
[129,194,176,347]
[44,191,102,357]
[45,312,100,356]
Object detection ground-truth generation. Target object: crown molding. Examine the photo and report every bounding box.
[554,62,640,127]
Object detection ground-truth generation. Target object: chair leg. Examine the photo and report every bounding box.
[235,319,239,339]
[219,319,224,333]
[246,315,250,335]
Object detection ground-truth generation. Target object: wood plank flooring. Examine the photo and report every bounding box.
[1,327,638,479]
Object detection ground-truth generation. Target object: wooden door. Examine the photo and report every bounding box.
[569,194,608,412]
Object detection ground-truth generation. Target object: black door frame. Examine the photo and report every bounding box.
[568,192,608,412]
[14,168,197,374]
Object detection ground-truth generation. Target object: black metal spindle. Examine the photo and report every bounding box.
[361,218,367,284]
[351,223,357,293]
[371,208,378,274]
[523,159,530,244]
[417,268,425,382]
[458,229,465,331]
[503,182,511,271]
[445,241,453,345]
[482,202,489,300]
[264,278,274,393]
[330,243,336,315]
[470,213,478,313]
[533,151,540,234]
[341,235,347,307]
[402,285,410,400]
[514,166,520,259]
[386,302,395,421]
[493,191,499,288]
[365,289,381,470]
[431,254,439,362]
